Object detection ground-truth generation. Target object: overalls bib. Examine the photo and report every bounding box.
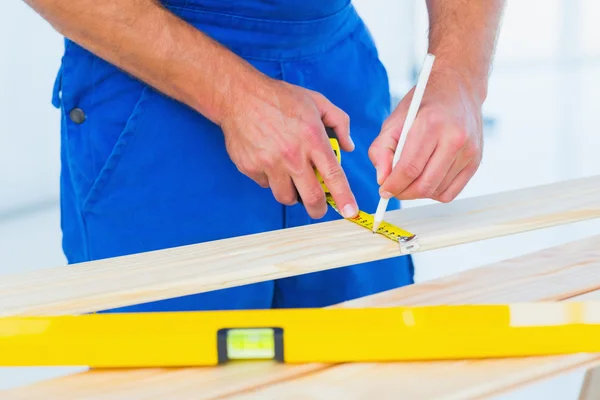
[51,0,415,312]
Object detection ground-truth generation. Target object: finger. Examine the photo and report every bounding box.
[379,116,437,198]
[255,175,269,188]
[368,124,401,185]
[369,90,414,184]
[266,170,298,206]
[432,154,471,197]
[434,162,479,203]
[310,133,358,218]
[237,164,269,188]
[291,167,328,219]
[433,133,481,197]
[393,142,459,200]
[309,91,354,152]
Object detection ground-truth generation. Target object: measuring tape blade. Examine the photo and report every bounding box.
[325,194,419,254]
[302,127,420,254]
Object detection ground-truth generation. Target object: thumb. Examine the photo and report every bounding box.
[309,91,354,152]
[369,90,414,184]
[369,124,400,185]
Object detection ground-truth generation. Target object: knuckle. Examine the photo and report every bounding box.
[378,125,396,141]
[380,116,395,132]
[464,158,480,173]
[304,188,325,207]
[308,89,325,102]
[433,185,446,197]
[303,124,321,142]
[321,163,345,183]
[449,130,468,150]
[257,153,276,170]
[462,142,480,159]
[401,161,421,180]
[368,143,379,162]
[417,182,437,198]
[237,162,256,176]
[467,161,481,176]
[423,109,444,132]
[380,118,393,132]
[281,145,301,166]
[341,110,350,125]
[308,123,325,139]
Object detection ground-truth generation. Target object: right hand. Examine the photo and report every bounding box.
[218,75,358,220]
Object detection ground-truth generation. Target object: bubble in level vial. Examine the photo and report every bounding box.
[226,328,276,359]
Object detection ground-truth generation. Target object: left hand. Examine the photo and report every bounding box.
[368,67,484,203]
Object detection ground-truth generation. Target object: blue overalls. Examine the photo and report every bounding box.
[52,0,414,312]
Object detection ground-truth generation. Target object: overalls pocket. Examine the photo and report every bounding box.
[56,39,151,213]
[80,86,152,213]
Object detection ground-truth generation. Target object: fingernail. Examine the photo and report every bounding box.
[376,167,382,184]
[342,203,358,218]
[380,191,393,199]
[348,135,355,150]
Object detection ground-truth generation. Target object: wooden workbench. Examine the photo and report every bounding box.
[1,175,600,399]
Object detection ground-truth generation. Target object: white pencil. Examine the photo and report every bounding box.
[372,53,435,233]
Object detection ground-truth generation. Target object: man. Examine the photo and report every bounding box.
[25,0,504,311]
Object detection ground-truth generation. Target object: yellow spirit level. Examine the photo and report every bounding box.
[1,303,599,368]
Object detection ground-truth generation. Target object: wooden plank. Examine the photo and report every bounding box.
[579,366,600,400]
[234,290,600,400]
[3,234,600,399]
[1,175,599,317]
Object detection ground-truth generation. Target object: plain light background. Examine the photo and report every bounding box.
[1,0,600,397]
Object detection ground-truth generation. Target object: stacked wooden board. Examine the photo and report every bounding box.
[1,174,600,399]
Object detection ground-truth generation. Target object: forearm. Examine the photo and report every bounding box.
[23,0,262,124]
[425,0,505,103]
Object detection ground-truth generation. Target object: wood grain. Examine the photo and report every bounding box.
[234,290,600,400]
[3,234,600,399]
[1,175,599,317]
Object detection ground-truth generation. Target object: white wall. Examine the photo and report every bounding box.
[0,2,63,214]
[353,0,416,94]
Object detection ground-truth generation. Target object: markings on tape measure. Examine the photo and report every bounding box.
[298,188,418,253]
[325,194,419,254]
[313,127,419,254]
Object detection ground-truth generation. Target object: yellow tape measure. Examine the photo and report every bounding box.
[316,127,419,254]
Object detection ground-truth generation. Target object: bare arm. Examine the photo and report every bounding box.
[24,0,261,124]
[23,0,358,219]
[425,0,505,103]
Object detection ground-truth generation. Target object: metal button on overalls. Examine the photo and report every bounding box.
[53,0,416,313]
[69,108,86,124]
